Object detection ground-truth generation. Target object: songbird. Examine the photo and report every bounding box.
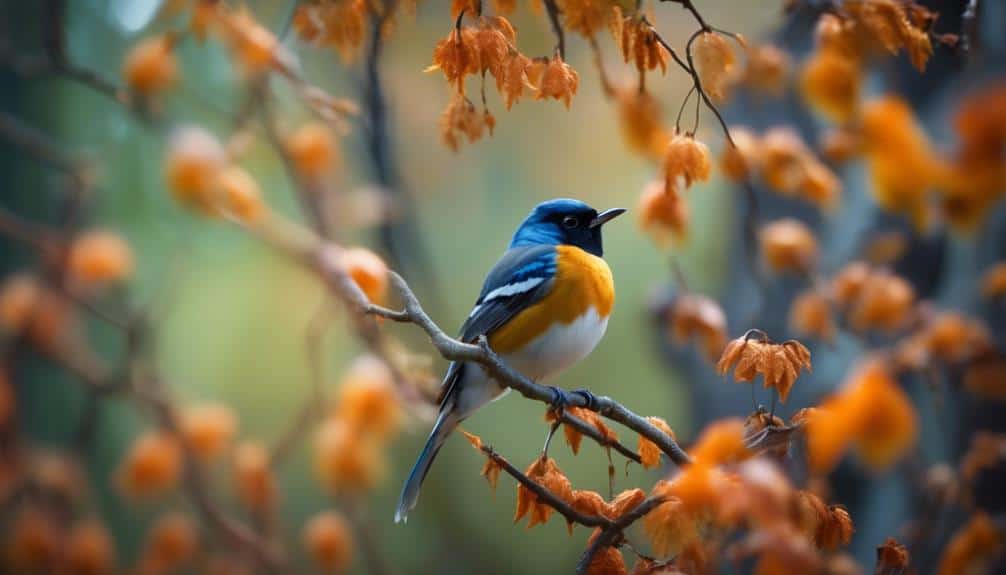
[396,198,625,522]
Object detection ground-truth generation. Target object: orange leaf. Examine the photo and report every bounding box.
[461,430,483,451]
[638,416,676,469]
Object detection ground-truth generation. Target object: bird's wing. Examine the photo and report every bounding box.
[437,245,557,406]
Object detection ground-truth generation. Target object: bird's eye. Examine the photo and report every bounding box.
[562,216,578,229]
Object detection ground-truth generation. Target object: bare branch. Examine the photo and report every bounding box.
[0,112,88,179]
[313,256,692,466]
[575,496,668,574]
[542,0,567,59]
[138,381,286,572]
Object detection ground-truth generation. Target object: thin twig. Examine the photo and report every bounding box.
[558,411,643,464]
[660,0,712,32]
[0,112,87,179]
[139,381,286,572]
[575,496,668,574]
[480,445,613,529]
[542,0,566,59]
[360,4,441,303]
[588,35,615,98]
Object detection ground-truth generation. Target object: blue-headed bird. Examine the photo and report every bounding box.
[395,198,625,522]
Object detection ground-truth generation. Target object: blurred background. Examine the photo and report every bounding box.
[1,0,1004,574]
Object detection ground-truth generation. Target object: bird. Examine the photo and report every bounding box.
[395,198,625,523]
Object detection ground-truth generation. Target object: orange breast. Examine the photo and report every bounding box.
[489,245,614,354]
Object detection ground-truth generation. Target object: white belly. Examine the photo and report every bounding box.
[453,308,609,419]
[503,307,610,382]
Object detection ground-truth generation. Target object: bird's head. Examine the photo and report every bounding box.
[509,199,626,256]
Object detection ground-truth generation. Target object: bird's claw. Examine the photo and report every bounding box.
[571,388,598,411]
[548,386,598,411]
[548,386,574,410]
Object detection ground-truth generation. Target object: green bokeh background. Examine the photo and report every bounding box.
[5,1,781,572]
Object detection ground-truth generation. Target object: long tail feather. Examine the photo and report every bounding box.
[395,409,457,523]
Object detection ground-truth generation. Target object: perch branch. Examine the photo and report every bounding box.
[575,495,669,574]
[307,251,692,466]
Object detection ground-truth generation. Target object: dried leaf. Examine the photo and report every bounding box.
[638,416,676,469]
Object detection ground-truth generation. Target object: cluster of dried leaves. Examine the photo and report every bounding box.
[429,10,578,150]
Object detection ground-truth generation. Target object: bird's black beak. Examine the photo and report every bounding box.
[589,208,627,228]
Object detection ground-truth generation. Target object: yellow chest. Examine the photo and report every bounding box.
[489,246,614,354]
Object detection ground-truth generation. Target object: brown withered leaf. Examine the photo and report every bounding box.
[818,506,854,550]
[461,430,483,451]
[876,537,910,575]
[693,31,736,102]
[741,43,790,96]
[617,89,668,160]
[667,293,728,363]
[795,491,854,550]
[981,262,1006,299]
[514,457,573,528]
[461,431,502,492]
[480,458,502,492]
[937,512,1003,575]
[617,17,668,76]
[664,133,712,193]
[759,219,819,275]
[744,409,789,459]
[430,27,479,90]
[963,352,1006,401]
[585,528,628,575]
[690,418,749,465]
[959,432,1006,485]
[789,289,836,343]
[474,17,513,77]
[570,490,608,521]
[495,51,531,110]
[638,180,690,245]
[638,416,676,469]
[439,94,486,151]
[643,482,701,557]
[717,334,812,403]
[610,488,646,517]
[546,406,617,455]
[533,55,579,108]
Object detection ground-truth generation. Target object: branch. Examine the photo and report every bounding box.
[587,35,615,99]
[744,422,802,454]
[480,444,613,528]
[18,298,284,572]
[558,410,643,464]
[542,0,567,59]
[575,496,668,575]
[646,15,764,293]
[320,257,691,466]
[257,82,334,237]
[0,111,88,179]
[138,381,286,572]
[360,4,441,301]
[660,0,712,32]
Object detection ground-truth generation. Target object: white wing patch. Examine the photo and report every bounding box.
[468,276,545,318]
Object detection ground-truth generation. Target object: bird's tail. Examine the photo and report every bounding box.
[395,408,458,523]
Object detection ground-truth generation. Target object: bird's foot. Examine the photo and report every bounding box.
[547,386,597,411]
[570,388,598,411]
[547,386,576,411]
